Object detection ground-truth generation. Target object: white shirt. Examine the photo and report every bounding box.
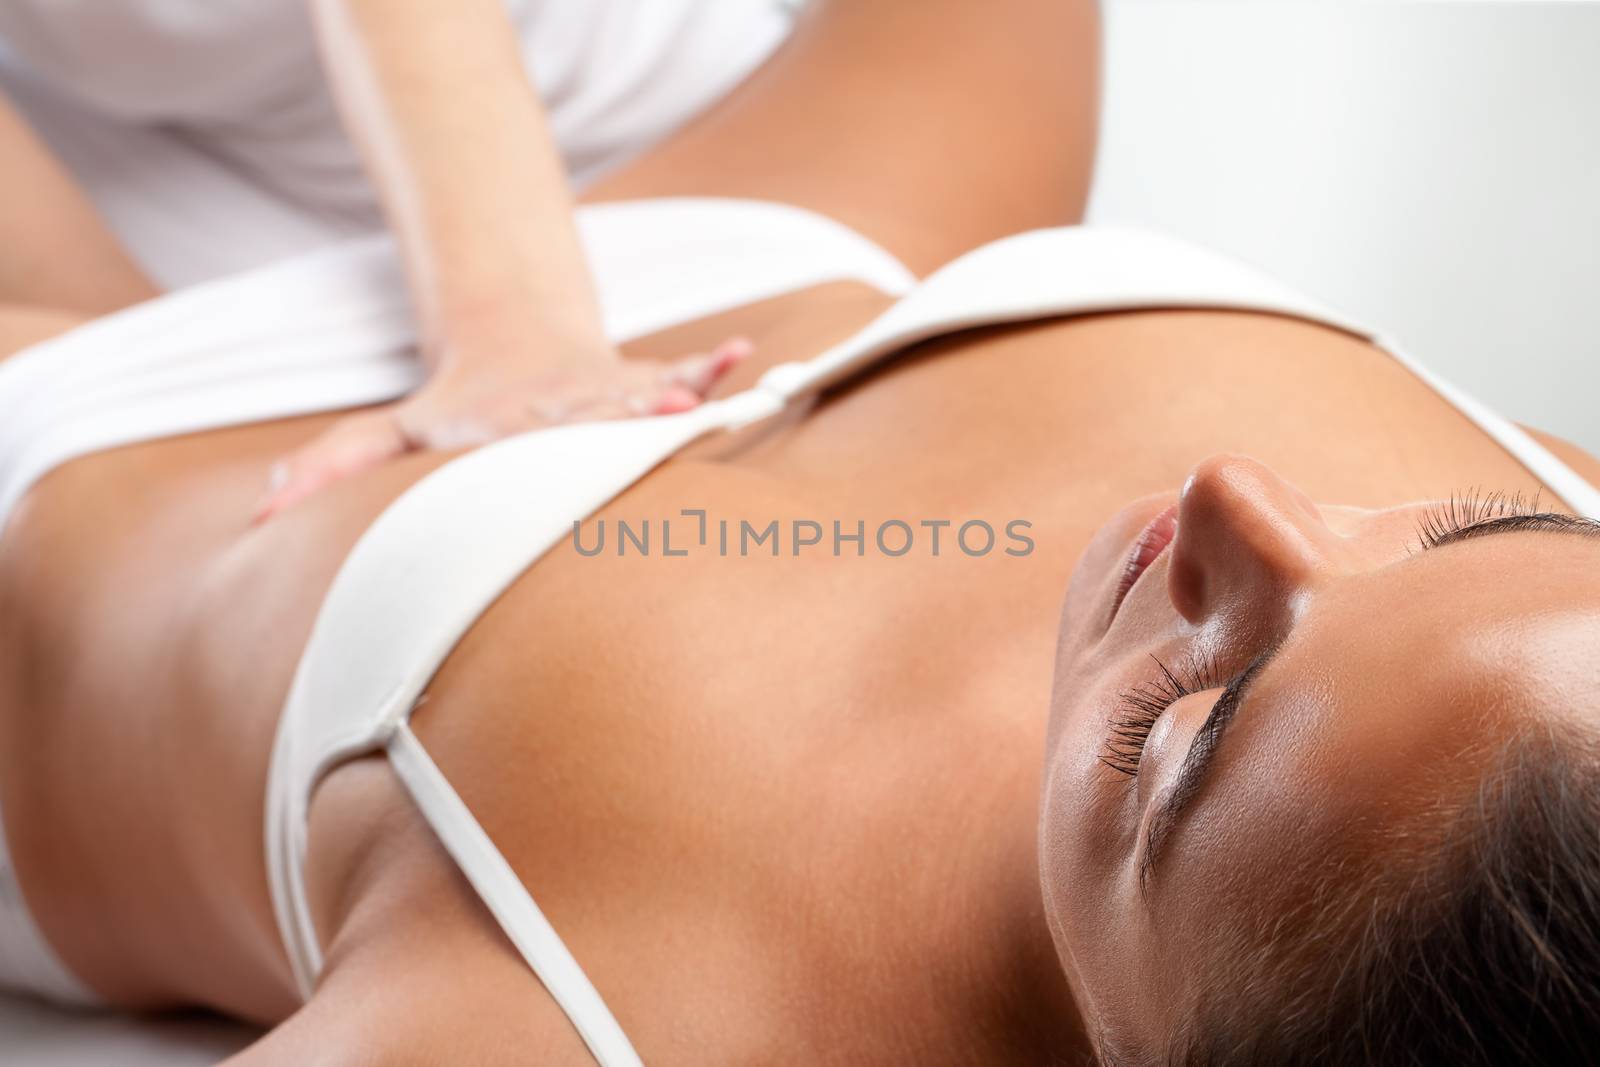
[0,1,799,282]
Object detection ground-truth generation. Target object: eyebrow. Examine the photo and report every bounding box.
[1136,512,1600,895]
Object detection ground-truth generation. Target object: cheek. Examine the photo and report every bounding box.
[1038,723,1134,977]
[1037,759,1083,943]
[1038,785,1167,1061]
[1036,774,1106,1032]
[1040,696,1200,1060]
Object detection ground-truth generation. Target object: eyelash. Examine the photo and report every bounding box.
[1414,488,1539,549]
[1101,652,1220,778]
[1099,488,1545,779]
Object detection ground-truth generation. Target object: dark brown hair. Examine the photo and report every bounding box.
[1169,729,1600,1067]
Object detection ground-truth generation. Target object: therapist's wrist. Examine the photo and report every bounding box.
[425,298,617,376]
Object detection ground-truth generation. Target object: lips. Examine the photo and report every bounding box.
[1109,504,1179,621]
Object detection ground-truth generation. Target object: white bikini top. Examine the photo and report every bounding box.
[2,199,1596,1065]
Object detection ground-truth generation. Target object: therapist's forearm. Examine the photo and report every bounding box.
[309,0,609,370]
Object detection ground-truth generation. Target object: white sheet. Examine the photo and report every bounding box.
[0,995,255,1065]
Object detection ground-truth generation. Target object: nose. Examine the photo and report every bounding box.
[1166,456,1336,631]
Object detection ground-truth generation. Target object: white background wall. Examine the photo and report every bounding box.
[1089,0,1600,450]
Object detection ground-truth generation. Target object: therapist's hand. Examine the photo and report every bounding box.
[253,335,751,523]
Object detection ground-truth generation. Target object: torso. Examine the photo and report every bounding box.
[0,283,1556,1059]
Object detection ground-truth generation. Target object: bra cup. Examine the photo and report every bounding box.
[264,402,731,994]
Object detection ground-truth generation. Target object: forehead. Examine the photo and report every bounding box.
[1170,532,1600,909]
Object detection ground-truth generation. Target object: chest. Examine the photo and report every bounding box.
[765,308,1550,521]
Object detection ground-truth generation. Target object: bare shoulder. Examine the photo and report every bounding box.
[584,0,1100,274]
[1519,424,1600,493]
[222,928,601,1067]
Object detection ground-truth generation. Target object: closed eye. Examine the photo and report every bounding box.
[1138,509,1600,899]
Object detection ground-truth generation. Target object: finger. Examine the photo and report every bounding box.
[650,384,703,415]
[552,393,638,425]
[664,336,753,397]
[609,378,703,418]
[252,410,409,524]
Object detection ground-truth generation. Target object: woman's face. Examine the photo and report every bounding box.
[1039,455,1600,1056]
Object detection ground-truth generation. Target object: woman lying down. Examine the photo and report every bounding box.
[2,2,1598,1065]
